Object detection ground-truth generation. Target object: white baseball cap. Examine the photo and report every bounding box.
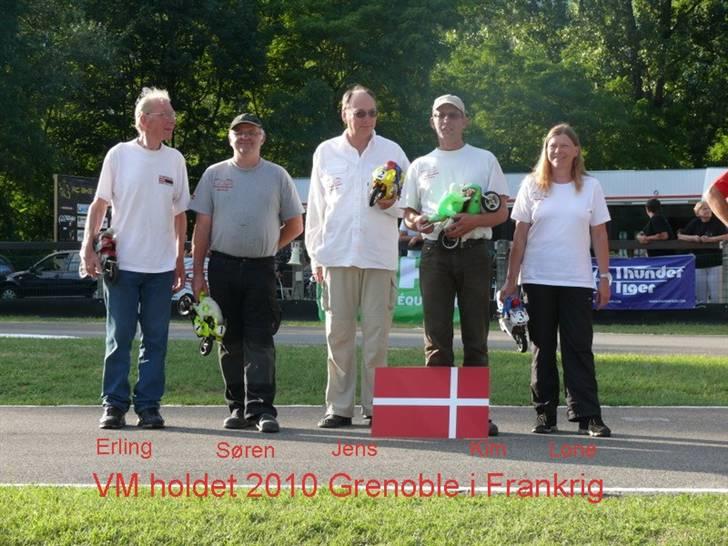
[432,94,466,115]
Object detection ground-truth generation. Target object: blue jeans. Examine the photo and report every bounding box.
[101,269,173,413]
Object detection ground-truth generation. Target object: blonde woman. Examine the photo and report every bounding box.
[500,124,612,437]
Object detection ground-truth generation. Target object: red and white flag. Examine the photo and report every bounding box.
[371,367,490,439]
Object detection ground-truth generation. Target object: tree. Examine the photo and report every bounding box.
[255,0,461,174]
[436,0,728,170]
[0,0,115,239]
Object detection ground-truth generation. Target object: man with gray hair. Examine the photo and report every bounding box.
[81,87,190,429]
[402,94,509,435]
[191,113,303,433]
[306,85,409,428]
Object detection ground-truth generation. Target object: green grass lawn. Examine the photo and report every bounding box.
[0,487,725,545]
[1,338,725,406]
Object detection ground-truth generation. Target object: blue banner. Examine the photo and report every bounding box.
[592,254,696,310]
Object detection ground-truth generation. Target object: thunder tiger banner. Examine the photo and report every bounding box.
[592,254,696,310]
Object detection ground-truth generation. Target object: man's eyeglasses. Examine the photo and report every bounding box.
[232,130,261,138]
[350,109,378,119]
[432,112,463,120]
[145,111,177,120]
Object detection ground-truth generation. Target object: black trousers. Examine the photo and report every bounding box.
[208,252,281,420]
[419,240,492,366]
[523,284,602,422]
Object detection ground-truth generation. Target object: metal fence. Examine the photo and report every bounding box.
[2,239,726,304]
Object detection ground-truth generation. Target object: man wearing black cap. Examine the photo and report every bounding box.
[402,94,509,436]
[190,113,304,432]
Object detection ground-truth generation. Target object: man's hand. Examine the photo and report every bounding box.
[80,245,102,279]
[192,274,209,301]
[408,233,423,247]
[376,197,396,210]
[172,257,186,293]
[636,233,648,244]
[444,213,480,239]
[412,214,434,234]
[313,266,324,284]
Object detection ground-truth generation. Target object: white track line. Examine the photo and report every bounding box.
[0,333,79,339]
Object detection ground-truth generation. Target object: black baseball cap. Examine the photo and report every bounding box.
[229,113,263,130]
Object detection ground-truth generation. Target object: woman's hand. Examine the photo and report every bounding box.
[595,279,611,309]
[499,280,518,303]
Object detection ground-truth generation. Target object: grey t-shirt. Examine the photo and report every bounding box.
[191,158,304,257]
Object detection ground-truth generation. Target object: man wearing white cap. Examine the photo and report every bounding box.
[401,94,509,435]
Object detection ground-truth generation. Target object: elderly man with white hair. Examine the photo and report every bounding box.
[81,87,190,430]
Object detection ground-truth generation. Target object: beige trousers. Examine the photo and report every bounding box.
[321,267,397,418]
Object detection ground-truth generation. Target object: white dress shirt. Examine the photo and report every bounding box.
[306,131,410,271]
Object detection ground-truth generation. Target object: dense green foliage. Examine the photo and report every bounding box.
[2,0,728,239]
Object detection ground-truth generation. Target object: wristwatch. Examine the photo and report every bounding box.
[599,272,612,285]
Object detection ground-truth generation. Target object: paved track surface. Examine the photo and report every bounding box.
[2,322,725,496]
[2,406,726,494]
[1,321,727,355]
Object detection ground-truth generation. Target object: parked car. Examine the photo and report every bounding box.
[0,251,97,300]
[0,254,15,282]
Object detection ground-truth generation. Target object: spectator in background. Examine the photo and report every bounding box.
[706,171,728,227]
[677,201,728,304]
[398,224,423,257]
[636,198,674,256]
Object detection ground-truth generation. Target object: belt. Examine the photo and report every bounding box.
[211,251,274,263]
[423,237,488,249]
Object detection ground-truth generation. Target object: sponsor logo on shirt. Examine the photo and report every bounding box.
[421,167,439,180]
[158,175,174,186]
[327,177,343,192]
[213,178,234,191]
[530,189,547,201]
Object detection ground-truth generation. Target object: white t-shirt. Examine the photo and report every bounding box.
[402,144,509,240]
[305,131,410,271]
[510,175,610,288]
[95,140,190,273]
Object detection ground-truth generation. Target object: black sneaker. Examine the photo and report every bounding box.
[256,413,280,433]
[489,419,499,436]
[136,408,165,429]
[578,416,611,437]
[224,408,253,429]
[99,406,126,429]
[532,414,558,434]
[317,414,352,428]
